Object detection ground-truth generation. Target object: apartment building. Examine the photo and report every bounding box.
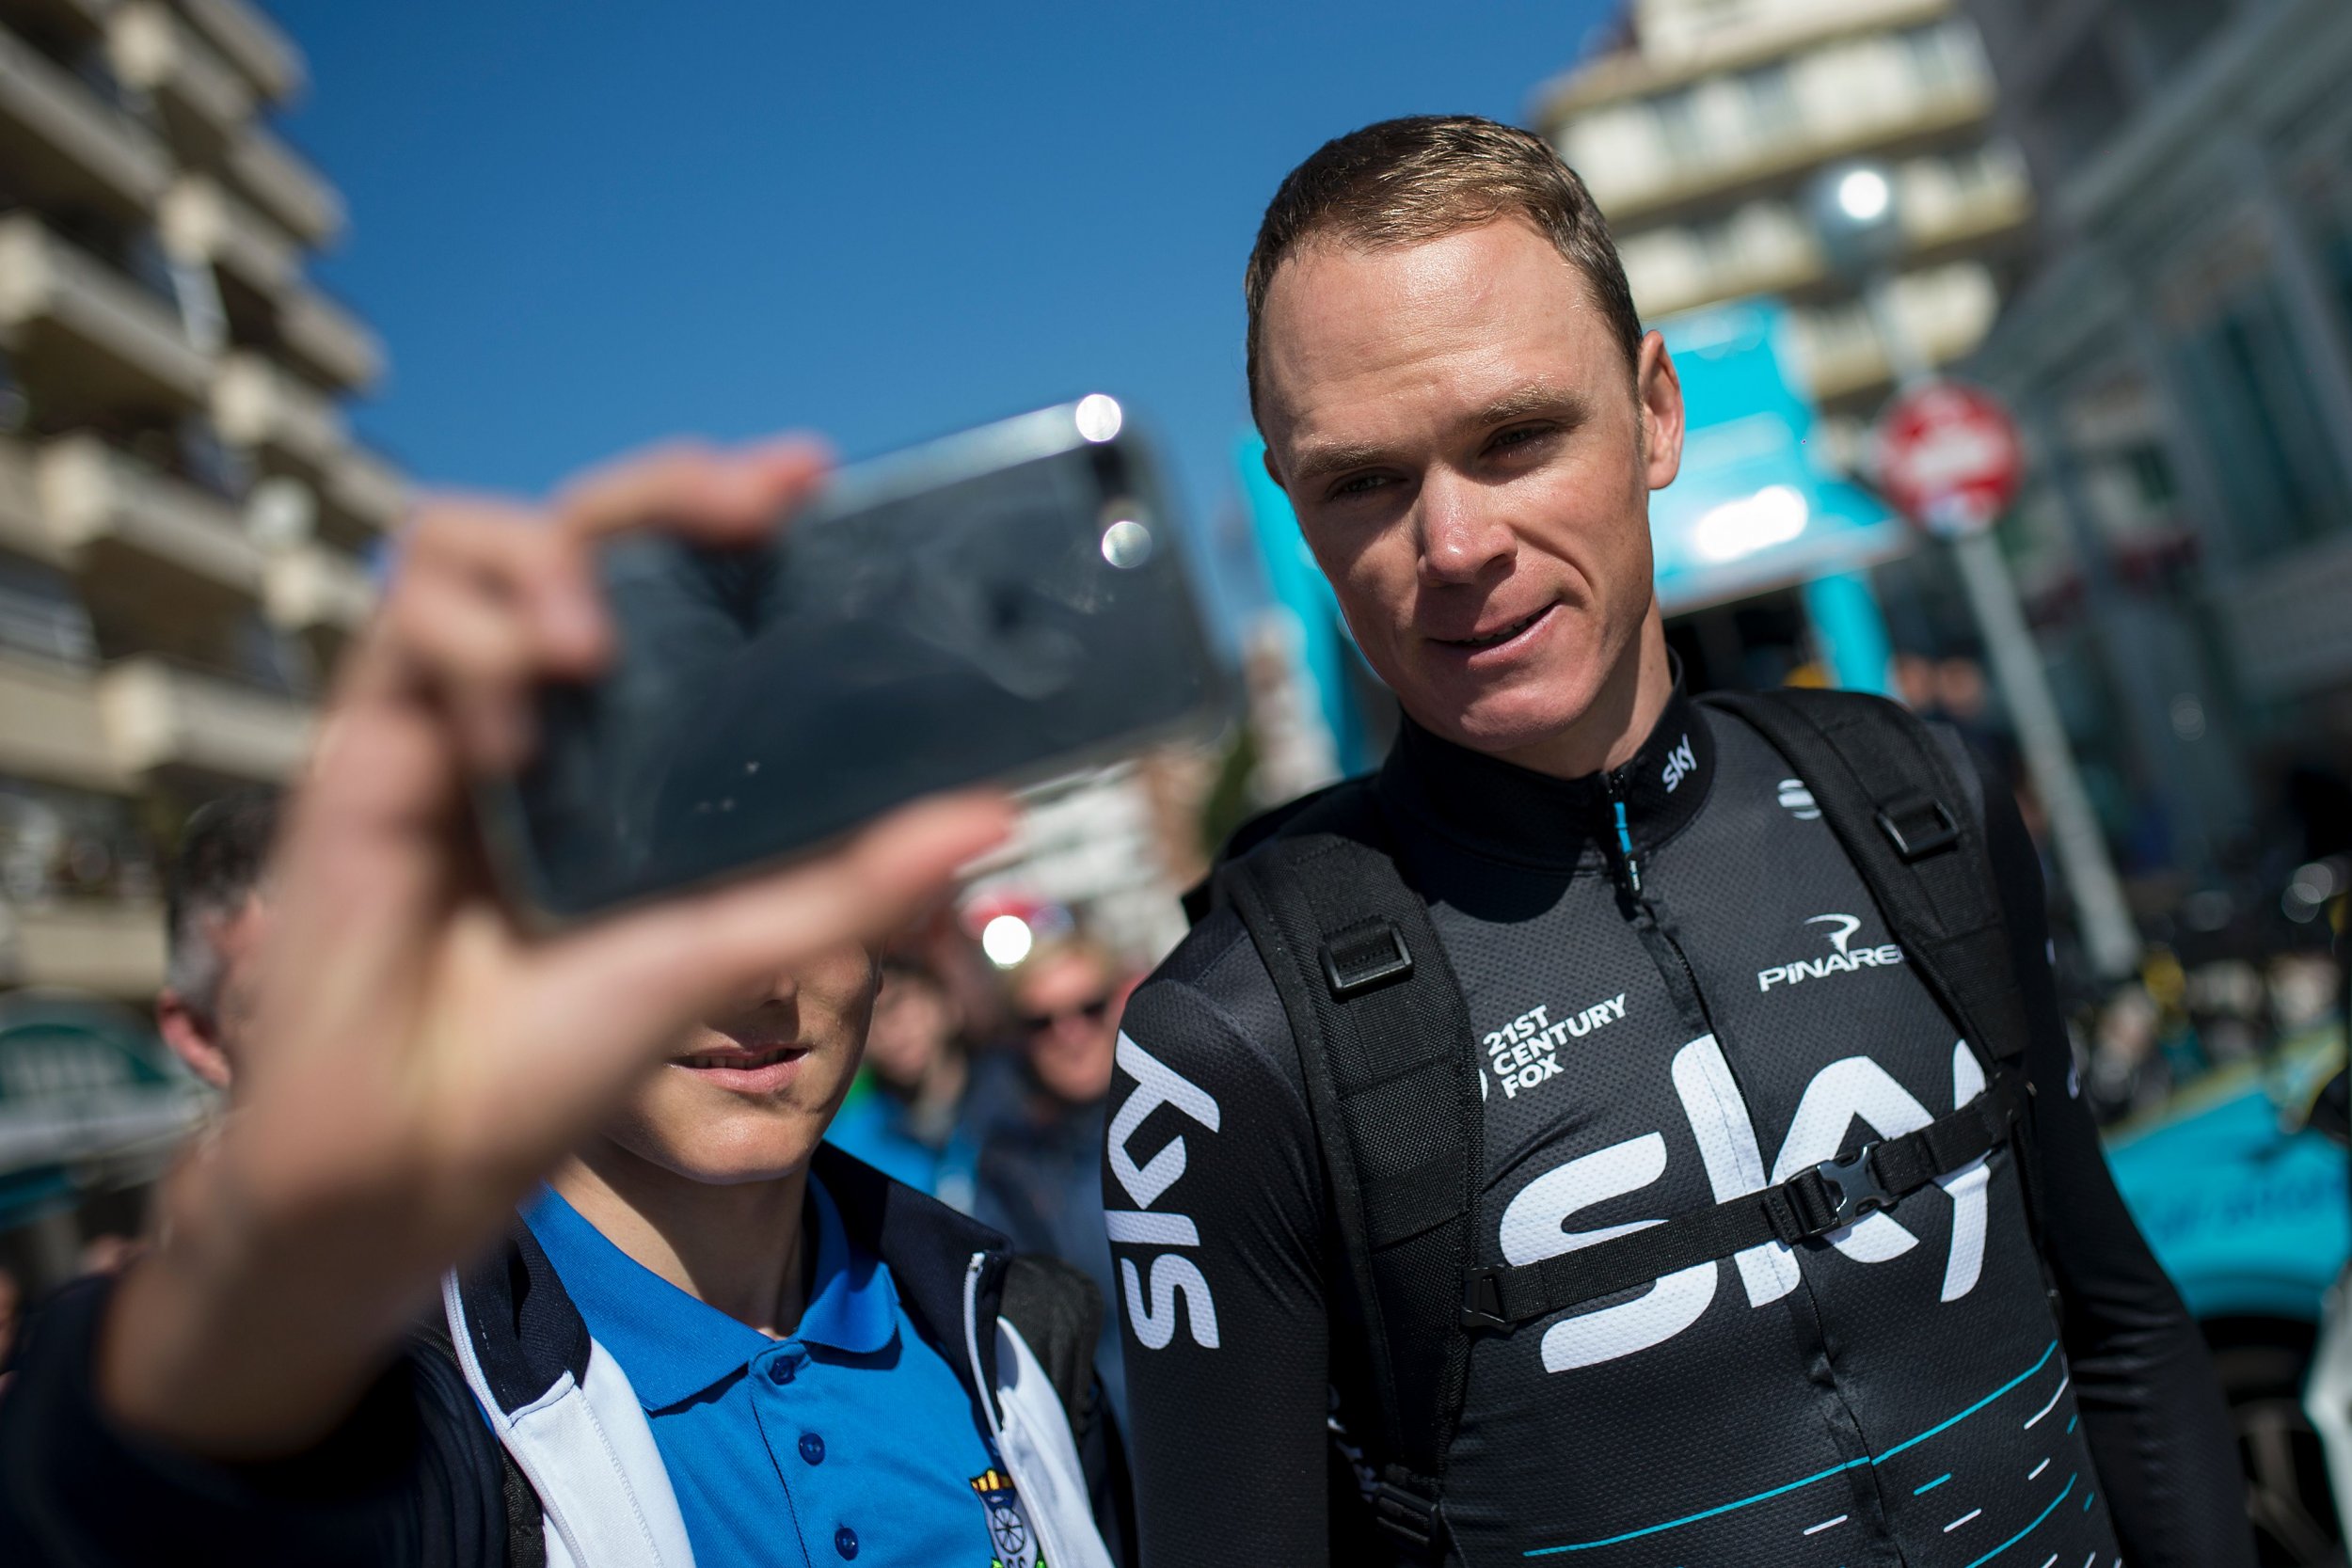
[1959,0,2352,874]
[1535,0,2032,458]
[0,0,392,1003]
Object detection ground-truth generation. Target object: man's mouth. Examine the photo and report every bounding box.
[671,1044,805,1071]
[1433,604,1552,649]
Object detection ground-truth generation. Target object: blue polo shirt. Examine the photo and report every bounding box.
[523,1178,1037,1567]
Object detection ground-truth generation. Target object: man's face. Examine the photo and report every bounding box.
[1256,218,1683,763]
[597,941,877,1185]
[1013,950,1120,1105]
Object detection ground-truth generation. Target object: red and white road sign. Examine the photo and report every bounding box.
[1874,380,2024,539]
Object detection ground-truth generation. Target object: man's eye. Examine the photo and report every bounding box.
[1332,473,1392,499]
[1490,424,1553,452]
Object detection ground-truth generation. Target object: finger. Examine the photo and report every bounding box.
[535,792,1014,1059]
[552,436,831,546]
[400,500,607,676]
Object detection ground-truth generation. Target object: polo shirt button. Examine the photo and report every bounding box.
[766,1358,793,1385]
[799,1432,825,1465]
[834,1525,859,1560]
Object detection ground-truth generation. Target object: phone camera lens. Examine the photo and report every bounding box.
[1101,517,1152,569]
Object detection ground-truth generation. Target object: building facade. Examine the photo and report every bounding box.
[0,0,392,1003]
[1959,0,2352,880]
[1535,0,2033,465]
[0,0,395,1287]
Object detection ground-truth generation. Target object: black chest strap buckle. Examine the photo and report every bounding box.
[1462,1072,2020,1333]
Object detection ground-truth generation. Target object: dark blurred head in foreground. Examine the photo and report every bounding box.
[1245,114,1684,778]
[158,788,283,1089]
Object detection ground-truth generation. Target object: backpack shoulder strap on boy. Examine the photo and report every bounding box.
[1209,779,1483,1560]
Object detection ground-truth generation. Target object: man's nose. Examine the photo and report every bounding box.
[1416,474,1514,585]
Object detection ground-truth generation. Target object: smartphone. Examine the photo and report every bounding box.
[481,396,1230,923]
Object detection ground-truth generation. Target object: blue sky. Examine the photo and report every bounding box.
[270,1,1614,625]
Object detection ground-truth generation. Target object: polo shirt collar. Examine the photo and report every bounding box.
[521,1170,899,1414]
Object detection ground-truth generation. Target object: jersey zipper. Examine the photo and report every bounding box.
[1600,768,1713,1037]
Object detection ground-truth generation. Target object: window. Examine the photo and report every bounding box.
[2169,270,2352,560]
[0,777,156,907]
[0,550,98,669]
[1740,64,1799,139]
[2132,0,2233,80]
[1899,24,1968,93]
[1650,89,1706,168]
[2032,40,2131,175]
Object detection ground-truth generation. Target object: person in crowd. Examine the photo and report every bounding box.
[959,936,1132,1424]
[824,954,972,1193]
[0,440,1126,1568]
[154,787,282,1091]
[1106,115,2249,1566]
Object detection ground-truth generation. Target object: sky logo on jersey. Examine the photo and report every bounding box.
[1756,912,1905,992]
[1661,733,1698,793]
[1106,1033,1222,1351]
[1484,993,1629,1100]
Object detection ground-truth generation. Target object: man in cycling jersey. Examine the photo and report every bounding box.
[1105,115,2251,1567]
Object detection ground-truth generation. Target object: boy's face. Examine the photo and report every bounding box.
[597,941,877,1184]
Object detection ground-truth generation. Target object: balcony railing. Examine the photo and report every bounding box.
[105,2,252,149]
[224,120,342,246]
[277,283,383,391]
[159,170,299,296]
[35,432,264,594]
[1576,78,1994,229]
[0,20,170,219]
[0,212,213,409]
[324,441,406,538]
[263,539,373,634]
[2,897,168,997]
[0,435,52,566]
[176,0,302,106]
[211,350,345,476]
[95,653,311,780]
[0,647,128,790]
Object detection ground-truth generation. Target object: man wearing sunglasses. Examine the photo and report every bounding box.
[958,939,1135,1424]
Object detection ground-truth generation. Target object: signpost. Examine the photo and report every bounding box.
[1872,381,2141,979]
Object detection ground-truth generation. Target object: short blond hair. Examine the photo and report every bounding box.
[1244,115,1642,428]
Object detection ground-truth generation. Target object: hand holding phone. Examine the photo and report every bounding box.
[98,438,1014,1461]
[485,398,1229,921]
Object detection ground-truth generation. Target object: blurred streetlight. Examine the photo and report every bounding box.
[1804,162,2141,978]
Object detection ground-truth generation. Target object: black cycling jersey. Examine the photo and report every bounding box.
[1104,683,2250,1568]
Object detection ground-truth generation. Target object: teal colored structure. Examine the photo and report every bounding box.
[1654,301,1908,695]
[2102,1037,2350,1323]
[1237,435,1379,775]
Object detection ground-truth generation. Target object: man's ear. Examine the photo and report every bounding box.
[156,990,232,1091]
[1262,444,1286,492]
[1635,330,1686,493]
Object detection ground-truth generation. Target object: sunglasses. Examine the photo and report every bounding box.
[1018,994,1114,1035]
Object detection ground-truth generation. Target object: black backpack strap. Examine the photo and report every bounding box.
[1702,688,2046,1252]
[1700,689,2033,1075]
[413,1315,549,1568]
[1461,1071,2025,1328]
[1212,782,1481,1560]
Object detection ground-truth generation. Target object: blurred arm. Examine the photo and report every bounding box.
[1107,952,1336,1565]
[1976,755,2257,1568]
